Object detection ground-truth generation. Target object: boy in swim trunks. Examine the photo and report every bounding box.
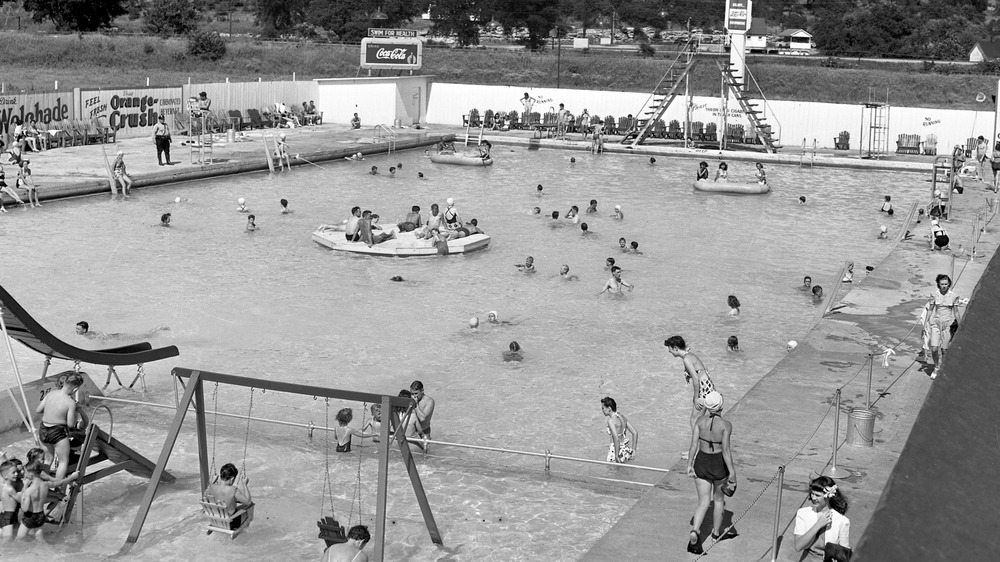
[665,335,717,432]
[17,461,49,539]
[0,460,21,538]
[203,462,253,532]
[35,372,83,484]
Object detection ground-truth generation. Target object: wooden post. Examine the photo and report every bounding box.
[373,395,392,561]
[195,378,210,492]
[121,370,202,553]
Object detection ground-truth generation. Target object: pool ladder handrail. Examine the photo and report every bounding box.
[373,124,396,154]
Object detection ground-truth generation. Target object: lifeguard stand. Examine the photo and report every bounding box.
[860,87,890,159]
[189,111,213,165]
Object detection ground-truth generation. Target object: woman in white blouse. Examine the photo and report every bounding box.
[793,476,850,560]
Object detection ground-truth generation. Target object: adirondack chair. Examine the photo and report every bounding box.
[603,115,617,135]
[463,109,481,127]
[667,120,682,139]
[895,134,921,155]
[923,133,937,155]
[75,120,103,145]
[617,116,629,134]
[527,112,541,127]
[227,110,250,131]
[704,122,718,142]
[92,116,117,144]
[651,119,666,138]
[726,124,745,144]
[246,109,272,129]
[690,121,704,141]
[966,137,978,158]
[201,496,255,539]
[834,131,850,150]
[507,110,520,129]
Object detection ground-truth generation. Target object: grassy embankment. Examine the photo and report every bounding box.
[1,32,997,110]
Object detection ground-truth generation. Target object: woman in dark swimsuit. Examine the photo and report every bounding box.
[697,161,709,181]
[686,391,736,554]
[334,408,377,453]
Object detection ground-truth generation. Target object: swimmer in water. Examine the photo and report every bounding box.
[629,241,642,255]
[715,162,728,182]
[418,172,425,179]
[800,276,812,292]
[468,317,479,330]
[503,341,523,362]
[536,184,543,197]
[515,256,535,273]
[611,205,624,220]
[570,157,576,163]
[566,205,580,222]
[487,311,514,326]
[605,257,616,270]
[650,157,657,164]
[391,276,405,282]
[246,214,258,232]
[396,162,403,170]
[878,225,888,239]
[880,195,892,213]
[369,166,378,175]
[619,238,628,252]
[586,199,598,214]
[159,213,171,227]
[237,198,249,212]
[799,196,806,204]
[754,162,767,185]
[76,321,170,341]
[559,264,579,281]
[532,207,541,215]
[280,198,292,214]
[547,211,564,228]
[727,335,740,352]
[697,161,709,181]
[388,167,396,177]
[345,152,364,161]
[812,285,824,302]
[728,295,740,316]
[580,222,594,236]
[842,262,854,283]
[599,266,633,295]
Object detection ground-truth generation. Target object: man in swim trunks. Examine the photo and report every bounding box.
[586,199,598,214]
[35,372,84,484]
[358,210,395,247]
[403,205,423,229]
[598,266,633,295]
[800,276,812,291]
[409,381,434,440]
[345,206,362,242]
[665,335,717,432]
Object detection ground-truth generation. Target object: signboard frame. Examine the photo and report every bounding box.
[368,28,418,38]
[725,0,751,34]
[360,37,423,70]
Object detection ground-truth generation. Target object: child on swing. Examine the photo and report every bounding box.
[204,463,253,531]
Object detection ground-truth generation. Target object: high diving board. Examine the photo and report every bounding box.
[0,283,179,374]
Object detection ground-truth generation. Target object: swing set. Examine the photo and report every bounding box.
[121,367,443,560]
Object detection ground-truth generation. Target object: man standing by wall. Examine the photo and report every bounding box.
[152,115,172,166]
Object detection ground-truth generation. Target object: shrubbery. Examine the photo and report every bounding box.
[187,30,227,61]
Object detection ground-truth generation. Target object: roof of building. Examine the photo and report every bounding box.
[778,29,813,38]
[747,18,767,36]
[972,41,1000,60]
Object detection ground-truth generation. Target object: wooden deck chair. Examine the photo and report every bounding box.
[690,121,704,141]
[603,116,616,135]
[483,109,495,129]
[923,133,937,155]
[704,122,718,142]
[835,131,850,150]
[201,496,255,539]
[617,116,629,134]
[92,116,117,144]
[468,109,481,127]
[507,110,520,130]
[246,109,267,129]
[652,119,666,138]
[667,120,682,139]
[227,110,247,131]
[72,120,101,145]
[966,137,978,158]
[48,122,75,148]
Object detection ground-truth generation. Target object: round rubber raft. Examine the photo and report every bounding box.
[693,179,770,195]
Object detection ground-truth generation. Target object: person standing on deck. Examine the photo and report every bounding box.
[152,115,172,166]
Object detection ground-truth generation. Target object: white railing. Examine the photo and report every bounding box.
[373,124,396,154]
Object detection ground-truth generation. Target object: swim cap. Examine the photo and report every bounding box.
[489,311,498,320]
[357,152,362,158]
[787,341,798,351]
[934,190,942,197]
[615,205,621,210]
[447,198,454,206]
[238,198,246,204]
[931,219,939,225]
[880,226,888,232]
[175,197,181,203]
[702,391,724,412]
[469,317,479,328]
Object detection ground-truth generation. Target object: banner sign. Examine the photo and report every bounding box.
[0,93,73,136]
[79,87,183,136]
[369,28,417,38]
[725,0,751,33]
[360,38,423,70]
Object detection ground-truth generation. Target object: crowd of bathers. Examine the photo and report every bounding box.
[0,117,44,210]
[322,194,485,247]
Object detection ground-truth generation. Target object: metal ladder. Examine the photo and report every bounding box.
[716,59,782,152]
[464,121,485,146]
[373,124,396,154]
[624,38,699,146]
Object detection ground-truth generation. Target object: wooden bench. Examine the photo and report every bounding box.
[896,133,921,155]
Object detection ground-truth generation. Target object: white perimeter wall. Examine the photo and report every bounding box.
[426,82,994,151]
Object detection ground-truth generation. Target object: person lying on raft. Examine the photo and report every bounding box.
[464,219,484,235]
[436,140,456,154]
[358,210,395,247]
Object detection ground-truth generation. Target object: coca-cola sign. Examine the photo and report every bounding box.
[360,38,423,70]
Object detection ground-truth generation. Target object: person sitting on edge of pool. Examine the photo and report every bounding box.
[503,341,523,362]
[697,161,710,181]
[559,264,579,281]
[515,256,535,273]
[812,285,824,302]
[159,212,171,227]
[629,241,642,255]
[727,335,740,352]
[586,199,598,213]
[611,205,624,220]
[606,257,616,270]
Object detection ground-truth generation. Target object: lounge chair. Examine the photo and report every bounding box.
[93,116,117,144]
[834,131,850,150]
[227,110,250,131]
[246,109,271,129]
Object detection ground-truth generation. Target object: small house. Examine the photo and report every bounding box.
[746,18,768,52]
[969,41,1000,62]
[778,29,813,52]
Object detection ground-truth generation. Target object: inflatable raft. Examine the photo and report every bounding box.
[693,179,770,195]
[312,228,491,257]
[429,152,493,167]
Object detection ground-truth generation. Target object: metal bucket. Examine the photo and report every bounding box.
[845,408,875,447]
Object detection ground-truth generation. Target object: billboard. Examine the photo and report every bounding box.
[0,93,73,136]
[79,87,184,136]
[725,0,751,33]
[360,38,423,70]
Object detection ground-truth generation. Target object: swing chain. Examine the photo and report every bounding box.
[350,402,367,524]
[210,382,219,478]
[321,397,335,519]
[242,388,254,476]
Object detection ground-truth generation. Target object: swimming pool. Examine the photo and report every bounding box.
[0,148,928,560]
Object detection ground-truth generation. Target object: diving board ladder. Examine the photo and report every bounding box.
[373,124,396,154]
[624,38,699,147]
[716,59,782,153]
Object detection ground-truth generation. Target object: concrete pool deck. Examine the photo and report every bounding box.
[3,123,992,560]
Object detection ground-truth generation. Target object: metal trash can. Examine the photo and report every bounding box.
[845,408,875,447]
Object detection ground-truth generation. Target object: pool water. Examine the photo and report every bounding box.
[0,148,927,560]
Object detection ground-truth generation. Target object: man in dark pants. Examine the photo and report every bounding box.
[152,114,172,165]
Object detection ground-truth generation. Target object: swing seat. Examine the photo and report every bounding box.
[201,496,255,539]
[318,516,349,547]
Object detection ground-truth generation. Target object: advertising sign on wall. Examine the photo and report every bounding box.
[79,87,184,136]
[0,93,73,136]
[360,38,423,70]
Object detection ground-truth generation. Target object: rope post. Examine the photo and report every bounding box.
[866,354,873,410]
[825,389,849,478]
[769,466,784,562]
[544,449,551,472]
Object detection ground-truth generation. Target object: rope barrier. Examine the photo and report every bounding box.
[696,466,783,559]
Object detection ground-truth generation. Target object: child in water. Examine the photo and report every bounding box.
[246,214,258,232]
[728,295,741,316]
[727,336,740,352]
[514,256,535,273]
[697,161,709,181]
[715,162,728,182]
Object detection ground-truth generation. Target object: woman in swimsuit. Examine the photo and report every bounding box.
[601,397,638,464]
[754,162,767,185]
[715,162,728,182]
[686,391,735,555]
[334,408,377,453]
[665,335,717,431]
[697,161,709,181]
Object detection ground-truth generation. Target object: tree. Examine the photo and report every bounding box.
[561,0,603,35]
[252,0,308,37]
[145,0,201,36]
[303,0,424,42]
[22,0,127,31]
[493,0,560,50]
[430,0,485,46]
